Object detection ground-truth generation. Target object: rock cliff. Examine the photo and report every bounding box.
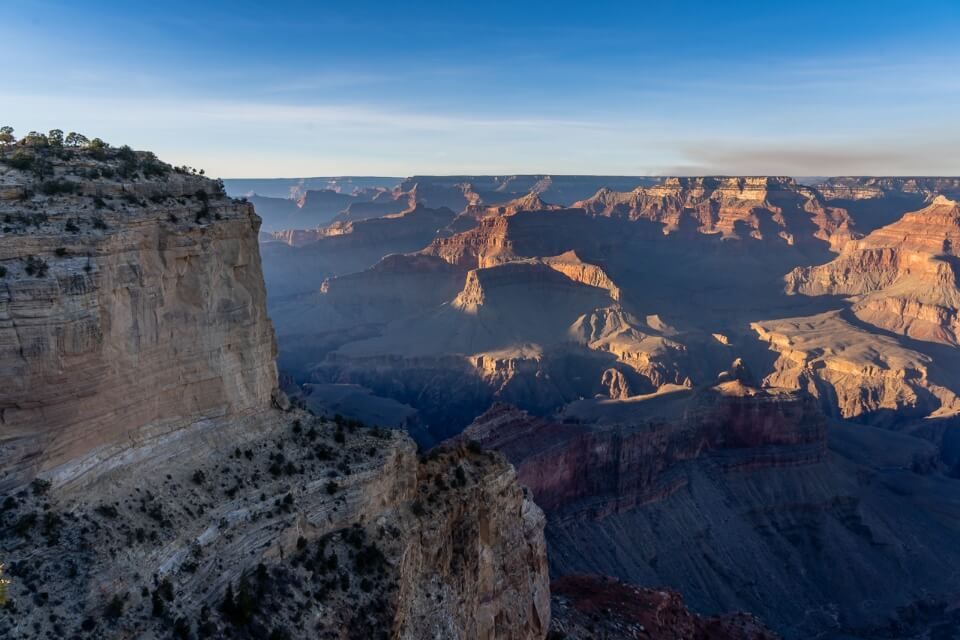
[449,192,562,232]
[457,386,960,638]
[0,411,550,639]
[752,311,960,425]
[0,148,277,489]
[814,177,960,201]
[0,138,551,640]
[574,176,853,249]
[422,209,606,269]
[787,196,960,345]
[459,378,827,516]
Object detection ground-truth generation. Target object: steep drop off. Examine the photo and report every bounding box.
[462,381,960,638]
[0,151,277,489]
[0,138,550,640]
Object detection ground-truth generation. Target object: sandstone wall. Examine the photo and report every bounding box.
[394,446,550,639]
[0,168,277,488]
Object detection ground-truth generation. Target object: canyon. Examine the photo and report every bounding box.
[243,171,960,638]
[8,2,960,639]
[3,135,960,638]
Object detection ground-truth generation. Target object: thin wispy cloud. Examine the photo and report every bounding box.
[4,0,958,177]
[5,93,609,133]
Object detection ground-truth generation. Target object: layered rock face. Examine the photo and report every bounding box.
[423,213,518,268]
[459,380,827,516]
[422,209,607,269]
[811,177,960,236]
[574,176,853,249]
[0,411,550,639]
[396,444,550,639]
[752,311,960,425]
[0,143,552,640]
[814,176,960,201]
[0,154,277,489]
[455,382,921,639]
[462,386,960,638]
[540,416,960,639]
[449,192,562,231]
[787,196,960,345]
[569,307,690,392]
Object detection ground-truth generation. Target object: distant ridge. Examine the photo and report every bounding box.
[222,176,403,199]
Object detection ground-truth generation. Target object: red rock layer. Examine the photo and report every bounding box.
[787,196,960,345]
[460,387,827,516]
[550,574,779,640]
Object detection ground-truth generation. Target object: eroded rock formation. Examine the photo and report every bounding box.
[459,378,827,516]
[752,311,960,425]
[574,176,853,248]
[787,196,960,346]
[0,141,551,640]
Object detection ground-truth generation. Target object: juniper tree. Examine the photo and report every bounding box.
[47,129,64,148]
[65,131,89,148]
[0,126,14,156]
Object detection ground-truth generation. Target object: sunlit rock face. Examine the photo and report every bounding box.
[788,196,960,345]
[574,176,854,249]
[753,311,960,425]
[0,154,277,489]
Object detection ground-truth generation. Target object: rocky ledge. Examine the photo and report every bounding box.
[0,411,549,639]
[786,196,960,346]
[549,574,778,640]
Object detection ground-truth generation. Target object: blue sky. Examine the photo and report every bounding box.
[3,0,959,177]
